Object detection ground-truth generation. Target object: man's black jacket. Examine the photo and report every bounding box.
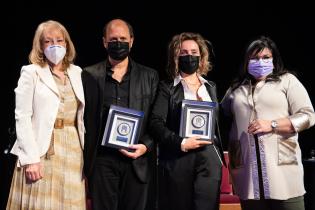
[82,58,159,182]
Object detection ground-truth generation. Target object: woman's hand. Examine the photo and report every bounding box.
[248,119,272,134]
[248,118,295,134]
[181,136,213,152]
[25,162,44,182]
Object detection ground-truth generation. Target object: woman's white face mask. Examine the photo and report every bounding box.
[44,45,66,65]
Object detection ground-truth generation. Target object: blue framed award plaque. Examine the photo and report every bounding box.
[101,105,144,150]
[179,99,216,140]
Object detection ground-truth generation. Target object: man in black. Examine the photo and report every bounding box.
[82,19,159,210]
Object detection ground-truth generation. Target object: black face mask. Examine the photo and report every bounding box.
[107,41,130,61]
[178,55,200,75]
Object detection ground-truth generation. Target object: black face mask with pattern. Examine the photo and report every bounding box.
[178,55,200,75]
[107,41,130,61]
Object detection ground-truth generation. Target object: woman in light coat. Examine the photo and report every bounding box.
[7,20,86,210]
[221,36,315,210]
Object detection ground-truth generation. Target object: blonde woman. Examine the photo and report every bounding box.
[7,20,86,210]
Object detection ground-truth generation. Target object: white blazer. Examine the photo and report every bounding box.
[11,64,85,166]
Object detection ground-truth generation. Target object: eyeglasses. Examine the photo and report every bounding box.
[249,57,273,63]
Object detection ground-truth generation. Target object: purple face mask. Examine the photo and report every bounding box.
[248,58,274,78]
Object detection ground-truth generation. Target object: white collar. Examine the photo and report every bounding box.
[173,74,209,86]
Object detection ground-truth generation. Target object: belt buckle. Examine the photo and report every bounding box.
[55,118,64,129]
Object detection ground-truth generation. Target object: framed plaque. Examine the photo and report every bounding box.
[179,99,217,140]
[101,105,144,150]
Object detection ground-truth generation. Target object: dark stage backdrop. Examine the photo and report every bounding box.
[2,1,315,209]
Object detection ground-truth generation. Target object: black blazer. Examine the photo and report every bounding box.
[82,58,159,182]
[149,79,225,164]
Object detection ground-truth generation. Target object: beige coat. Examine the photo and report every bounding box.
[221,73,315,200]
[11,64,85,166]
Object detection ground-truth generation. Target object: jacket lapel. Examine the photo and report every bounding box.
[68,66,85,105]
[97,62,107,120]
[36,66,59,97]
[99,62,107,104]
[206,83,217,102]
[129,60,137,109]
[172,82,185,104]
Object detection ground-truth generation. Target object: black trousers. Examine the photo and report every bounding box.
[90,149,148,210]
[240,196,305,210]
[159,145,222,210]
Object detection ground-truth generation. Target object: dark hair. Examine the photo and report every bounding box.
[102,19,134,38]
[231,36,289,90]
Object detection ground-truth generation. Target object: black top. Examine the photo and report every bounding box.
[102,62,130,122]
[98,62,131,154]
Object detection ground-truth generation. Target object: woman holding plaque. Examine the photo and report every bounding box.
[150,32,223,210]
[221,36,315,210]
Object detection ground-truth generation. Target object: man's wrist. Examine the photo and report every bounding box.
[181,138,188,152]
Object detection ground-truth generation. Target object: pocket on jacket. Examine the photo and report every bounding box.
[228,140,243,169]
[278,138,298,165]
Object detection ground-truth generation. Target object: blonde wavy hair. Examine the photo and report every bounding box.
[167,32,213,79]
[29,20,76,68]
